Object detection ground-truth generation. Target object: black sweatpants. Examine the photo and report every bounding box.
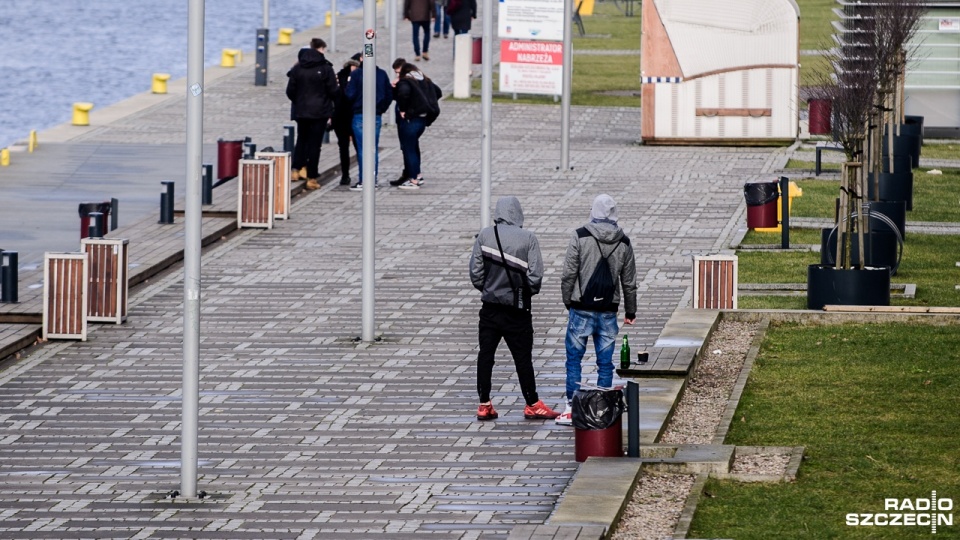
[476,302,540,406]
[293,117,328,179]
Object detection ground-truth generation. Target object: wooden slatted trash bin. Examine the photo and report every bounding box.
[237,158,275,229]
[81,238,129,324]
[693,255,738,309]
[255,151,292,220]
[43,252,89,341]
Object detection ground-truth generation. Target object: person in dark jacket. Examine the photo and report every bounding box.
[391,63,441,190]
[333,55,360,186]
[469,196,561,422]
[449,0,476,35]
[344,53,394,190]
[286,38,339,190]
[404,0,436,61]
[556,194,638,425]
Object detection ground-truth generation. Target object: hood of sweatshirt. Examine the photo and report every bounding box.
[297,47,329,69]
[493,196,524,228]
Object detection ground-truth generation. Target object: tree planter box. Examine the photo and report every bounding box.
[255,151,292,220]
[807,264,891,310]
[81,238,129,324]
[238,159,275,229]
[43,252,88,341]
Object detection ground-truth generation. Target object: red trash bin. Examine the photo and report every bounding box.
[808,99,832,135]
[78,202,112,239]
[472,36,482,64]
[574,417,623,462]
[744,182,780,229]
[217,138,245,180]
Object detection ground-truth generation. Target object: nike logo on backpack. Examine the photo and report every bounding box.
[593,297,604,302]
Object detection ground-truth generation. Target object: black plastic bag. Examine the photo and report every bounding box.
[743,182,779,206]
[572,388,624,430]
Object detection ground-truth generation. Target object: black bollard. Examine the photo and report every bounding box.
[780,175,790,249]
[626,381,640,458]
[283,125,295,153]
[1,251,18,304]
[243,142,257,159]
[110,198,119,231]
[88,212,104,238]
[202,164,213,205]
[159,181,175,224]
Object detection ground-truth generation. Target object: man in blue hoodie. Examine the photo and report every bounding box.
[469,197,561,422]
[344,53,394,191]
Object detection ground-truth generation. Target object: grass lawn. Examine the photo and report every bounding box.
[689,322,960,539]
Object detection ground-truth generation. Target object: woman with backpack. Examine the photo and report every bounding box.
[391,63,441,190]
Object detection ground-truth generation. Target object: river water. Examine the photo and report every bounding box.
[0,0,361,150]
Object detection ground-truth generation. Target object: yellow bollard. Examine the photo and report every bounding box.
[152,73,171,94]
[325,11,331,26]
[72,102,94,126]
[278,28,294,45]
[221,48,242,67]
[756,181,803,232]
[28,130,37,153]
[1,148,9,167]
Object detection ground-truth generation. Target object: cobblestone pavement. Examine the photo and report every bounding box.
[0,11,787,540]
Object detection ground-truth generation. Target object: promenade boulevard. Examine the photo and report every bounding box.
[0,9,787,540]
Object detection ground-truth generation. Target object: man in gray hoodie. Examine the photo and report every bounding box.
[469,197,560,421]
[556,194,638,425]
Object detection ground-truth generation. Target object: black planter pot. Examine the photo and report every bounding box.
[880,153,914,174]
[904,115,924,144]
[820,229,901,275]
[883,127,921,170]
[868,200,906,239]
[807,264,891,310]
[867,171,913,211]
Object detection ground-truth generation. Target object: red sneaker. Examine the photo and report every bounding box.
[523,400,560,420]
[477,403,499,421]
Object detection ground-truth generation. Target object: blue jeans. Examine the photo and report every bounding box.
[411,20,431,56]
[397,117,426,178]
[433,5,450,35]
[351,114,382,184]
[564,309,619,401]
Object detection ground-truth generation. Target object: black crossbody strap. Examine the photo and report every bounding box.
[493,224,518,295]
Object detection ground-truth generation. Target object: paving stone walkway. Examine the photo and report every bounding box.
[0,10,788,540]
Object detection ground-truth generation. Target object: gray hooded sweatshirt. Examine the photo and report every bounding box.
[469,197,544,308]
[560,194,638,319]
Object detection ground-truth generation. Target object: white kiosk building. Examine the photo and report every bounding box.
[640,0,800,145]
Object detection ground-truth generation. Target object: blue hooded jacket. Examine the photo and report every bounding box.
[344,62,393,116]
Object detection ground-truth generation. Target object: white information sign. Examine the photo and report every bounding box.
[939,18,960,32]
[499,40,564,95]
[498,0,565,41]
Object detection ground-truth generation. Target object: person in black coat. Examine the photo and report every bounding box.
[333,55,360,185]
[286,38,339,189]
[449,0,476,35]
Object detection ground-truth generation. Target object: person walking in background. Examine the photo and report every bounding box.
[390,57,410,186]
[332,54,360,186]
[344,53,394,191]
[286,38,339,191]
[391,62,441,190]
[433,0,451,38]
[556,194,637,426]
[448,0,476,36]
[469,196,561,422]
[404,0,436,61]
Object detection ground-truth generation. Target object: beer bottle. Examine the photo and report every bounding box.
[620,335,630,369]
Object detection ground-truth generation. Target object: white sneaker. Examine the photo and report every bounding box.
[555,404,573,426]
